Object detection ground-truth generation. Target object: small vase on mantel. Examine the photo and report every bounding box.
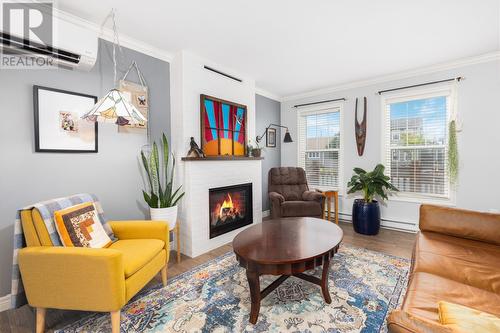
[251,148,262,158]
[150,206,178,230]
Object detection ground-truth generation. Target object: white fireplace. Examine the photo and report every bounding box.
[169,51,263,258]
[179,160,262,257]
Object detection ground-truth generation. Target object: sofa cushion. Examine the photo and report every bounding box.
[281,201,322,217]
[419,205,500,246]
[109,239,164,278]
[402,272,500,323]
[268,167,309,201]
[413,232,500,294]
[438,301,500,333]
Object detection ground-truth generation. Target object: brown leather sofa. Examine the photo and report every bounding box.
[388,204,500,332]
[268,167,325,219]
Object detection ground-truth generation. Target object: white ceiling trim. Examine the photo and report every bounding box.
[255,88,282,102]
[52,4,174,62]
[282,51,500,102]
[20,1,500,102]
[36,3,283,97]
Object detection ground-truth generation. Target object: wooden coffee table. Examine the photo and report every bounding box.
[233,217,343,324]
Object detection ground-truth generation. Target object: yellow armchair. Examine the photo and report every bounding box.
[18,210,170,333]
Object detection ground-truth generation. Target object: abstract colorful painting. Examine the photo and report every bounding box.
[201,95,247,156]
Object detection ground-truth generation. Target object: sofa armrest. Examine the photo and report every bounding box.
[419,205,500,245]
[269,192,285,204]
[387,310,454,333]
[109,220,170,245]
[269,192,285,219]
[302,190,325,203]
[109,221,170,264]
[18,247,125,312]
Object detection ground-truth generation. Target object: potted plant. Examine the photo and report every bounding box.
[141,133,185,230]
[249,139,262,157]
[347,164,398,235]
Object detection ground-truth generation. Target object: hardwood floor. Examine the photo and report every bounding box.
[0,221,415,333]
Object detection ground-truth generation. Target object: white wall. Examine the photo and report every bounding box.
[170,51,256,158]
[281,60,500,230]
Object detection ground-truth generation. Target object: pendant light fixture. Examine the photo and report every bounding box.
[82,9,146,126]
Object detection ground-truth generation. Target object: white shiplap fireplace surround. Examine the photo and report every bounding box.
[181,160,262,257]
[170,51,263,258]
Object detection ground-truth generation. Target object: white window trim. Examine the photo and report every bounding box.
[380,85,456,205]
[296,101,344,194]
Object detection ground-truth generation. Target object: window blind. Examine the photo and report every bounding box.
[383,94,450,198]
[298,108,341,189]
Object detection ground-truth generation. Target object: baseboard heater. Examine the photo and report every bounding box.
[204,65,242,82]
[338,212,417,233]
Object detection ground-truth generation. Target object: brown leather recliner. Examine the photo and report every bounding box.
[387,204,500,333]
[268,167,325,219]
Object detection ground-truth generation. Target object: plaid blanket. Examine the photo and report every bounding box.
[11,193,110,308]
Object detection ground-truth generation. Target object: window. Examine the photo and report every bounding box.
[298,104,342,190]
[382,87,451,200]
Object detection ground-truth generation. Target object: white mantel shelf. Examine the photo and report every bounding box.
[181,156,263,161]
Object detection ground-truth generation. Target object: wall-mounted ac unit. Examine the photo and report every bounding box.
[0,8,98,71]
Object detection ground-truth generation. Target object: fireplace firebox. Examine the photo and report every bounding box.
[209,183,253,239]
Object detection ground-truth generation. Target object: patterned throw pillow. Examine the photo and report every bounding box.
[54,202,112,248]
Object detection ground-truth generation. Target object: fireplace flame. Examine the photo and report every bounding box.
[219,194,234,216]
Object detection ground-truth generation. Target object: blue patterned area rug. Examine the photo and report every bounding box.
[58,245,409,333]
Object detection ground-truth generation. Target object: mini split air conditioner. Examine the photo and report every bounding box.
[0,8,98,71]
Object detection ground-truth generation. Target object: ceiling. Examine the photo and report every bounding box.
[58,0,500,98]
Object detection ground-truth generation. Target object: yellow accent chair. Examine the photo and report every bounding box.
[18,208,170,333]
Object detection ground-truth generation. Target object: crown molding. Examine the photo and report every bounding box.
[24,1,175,63]
[255,87,282,102]
[282,51,500,101]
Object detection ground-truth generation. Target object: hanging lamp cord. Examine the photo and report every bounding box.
[100,9,151,146]
[100,8,122,87]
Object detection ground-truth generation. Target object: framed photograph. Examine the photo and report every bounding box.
[266,127,276,147]
[34,85,98,153]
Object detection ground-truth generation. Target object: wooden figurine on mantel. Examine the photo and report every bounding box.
[186,137,205,158]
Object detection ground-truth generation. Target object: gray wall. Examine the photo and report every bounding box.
[281,60,500,228]
[255,94,281,211]
[0,39,170,296]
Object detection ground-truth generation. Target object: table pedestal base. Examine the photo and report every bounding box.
[246,258,331,324]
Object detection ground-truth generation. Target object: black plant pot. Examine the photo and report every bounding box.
[352,199,380,235]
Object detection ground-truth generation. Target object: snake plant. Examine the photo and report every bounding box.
[141,133,185,208]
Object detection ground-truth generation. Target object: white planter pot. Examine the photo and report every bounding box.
[150,206,178,230]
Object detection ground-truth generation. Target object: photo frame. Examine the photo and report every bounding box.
[34,85,98,153]
[266,127,277,148]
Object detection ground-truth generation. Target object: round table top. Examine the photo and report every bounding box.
[232,217,343,265]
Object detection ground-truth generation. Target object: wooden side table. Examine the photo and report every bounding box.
[173,220,181,263]
[322,190,339,225]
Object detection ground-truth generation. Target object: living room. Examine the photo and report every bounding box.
[0,1,499,332]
